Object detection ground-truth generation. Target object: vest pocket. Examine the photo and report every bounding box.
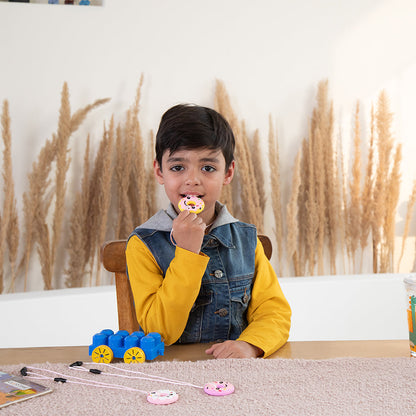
[230,281,252,335]
[178,291,213,343]
[190,291,213,312]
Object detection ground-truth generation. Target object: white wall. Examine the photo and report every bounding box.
[0,274,408,348]
[0,286,118,348]
[1,2,416,288]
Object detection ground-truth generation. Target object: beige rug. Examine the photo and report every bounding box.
[1,357,415,415]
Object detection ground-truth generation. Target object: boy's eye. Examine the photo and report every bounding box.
[202,165,216,172]
[170,165,184,172]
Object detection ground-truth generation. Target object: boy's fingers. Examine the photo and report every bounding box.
[176,210,198,224]
[205,342,232,358]
[205,344,215,354]
[205,343,219,355]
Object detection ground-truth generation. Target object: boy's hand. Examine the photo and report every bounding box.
[205,340,263,359]
[171,210,206,254]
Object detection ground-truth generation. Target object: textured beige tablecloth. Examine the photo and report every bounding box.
[1,357,415,415]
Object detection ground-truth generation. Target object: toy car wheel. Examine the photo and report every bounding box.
[91,345,114,363]
[123,347,145,363]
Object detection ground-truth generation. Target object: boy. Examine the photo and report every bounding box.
[126,104,291,358]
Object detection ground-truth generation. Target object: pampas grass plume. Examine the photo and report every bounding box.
[286,150,301,276]
[398,179,416,270]
[268,115,284,274]
[0,100,17,293]
[348,101,362,271]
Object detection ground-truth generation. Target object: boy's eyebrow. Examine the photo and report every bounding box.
[166,156,186,163]
[166,156,221,164]
[199,157,221,163]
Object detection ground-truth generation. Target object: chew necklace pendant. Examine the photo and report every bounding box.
[203,381,235,396]
[147,390,179,404]
[178,195,205,214]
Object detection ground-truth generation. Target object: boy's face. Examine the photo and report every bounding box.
[154,147,234,223]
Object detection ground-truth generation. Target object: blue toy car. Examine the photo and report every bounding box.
[89,329,164,363]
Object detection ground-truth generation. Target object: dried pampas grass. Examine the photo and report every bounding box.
[115,112,134,239]
[252,129,266,215]
[215,80,238,215]
[20,83,109,290]
[65,135,91,288]
[311,80,340,275]
[114,77,155,238]
[146,130,156,219]
[238,121,262,227]
[6,202,19,292]
[94,118,115,285]
[274,81,404,277]
[0,100,19,293]
[304,134,318,277]
[360,105,375,270]
[313,123,326,275]
[52,85,110,281]
[20,137,56,290]
[336,130,347,274]
[347,102,362,272]
[1,78,413,293]
[66,76,154,288]
[80,118,115,287]
[215,80,265,231]
[268,115,283,275]
[129,76,148,228]
[372,91,401,273]
[381,143,401,272]
[399,180,416,270]
[286,150,301,276]
[318,86,339,275]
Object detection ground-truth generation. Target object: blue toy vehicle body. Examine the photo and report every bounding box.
[89,329,164,363]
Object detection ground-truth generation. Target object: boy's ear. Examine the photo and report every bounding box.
[153,160,164,185]
[223,160,235,185]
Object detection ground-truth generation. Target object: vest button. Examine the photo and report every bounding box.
[213,270,223,279]
[215,308,228,317]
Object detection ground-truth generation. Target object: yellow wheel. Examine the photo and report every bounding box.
[91,345,114,363]
[123,347,145,363]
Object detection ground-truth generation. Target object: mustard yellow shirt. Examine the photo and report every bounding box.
[126,235,291,357]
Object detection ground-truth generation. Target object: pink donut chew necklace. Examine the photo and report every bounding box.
[178,195,205,214]
[203,381,235,396]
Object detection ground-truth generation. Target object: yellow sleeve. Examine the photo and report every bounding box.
[126,235,210,345]
[237,238,291,357]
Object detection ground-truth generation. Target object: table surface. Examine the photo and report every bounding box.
[0,340,410,365]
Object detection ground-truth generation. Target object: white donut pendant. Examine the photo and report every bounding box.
[147,389,179,405]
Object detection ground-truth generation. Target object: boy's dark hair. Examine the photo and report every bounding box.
[155,104,235,169]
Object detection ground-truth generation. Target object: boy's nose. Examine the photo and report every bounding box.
[184,169,201,185]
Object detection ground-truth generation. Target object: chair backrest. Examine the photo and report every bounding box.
[101,235,273,333]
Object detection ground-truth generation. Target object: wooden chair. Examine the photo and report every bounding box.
[101,235,273,334]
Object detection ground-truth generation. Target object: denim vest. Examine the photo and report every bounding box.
[129,203,257,343]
